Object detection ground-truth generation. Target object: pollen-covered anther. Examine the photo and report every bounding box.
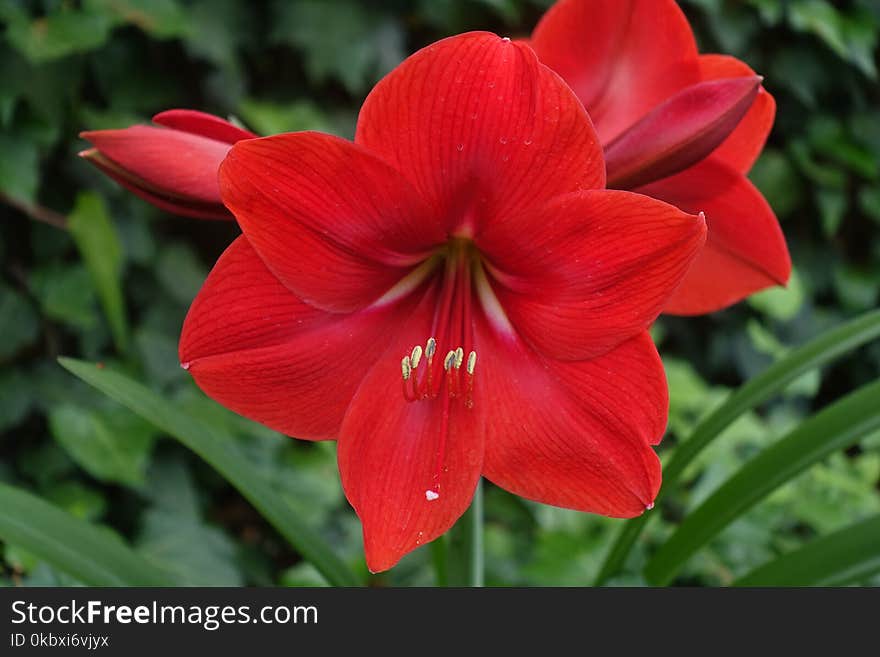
[410,345,423,370]
[443,350,457,371]
[401,356,412,381]
[425,337,437,358]
[464,350,477,409]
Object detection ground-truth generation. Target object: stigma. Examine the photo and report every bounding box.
[400,336,476,409]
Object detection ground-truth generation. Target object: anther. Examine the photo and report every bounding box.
[401,356,412,381]
[443,350,456,371]
[425,337,437,358]
[454,347,464,369]
[466,351,477,375]
[411,345,423,370]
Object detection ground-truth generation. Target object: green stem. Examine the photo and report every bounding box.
[446,478,485,587]
[470,479,484,587]
[431,535,448,587]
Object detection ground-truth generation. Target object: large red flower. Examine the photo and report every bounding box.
[530,0,790,314]
[179,32,706,571]
[80,110,255,219]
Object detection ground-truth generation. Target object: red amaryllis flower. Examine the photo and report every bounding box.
[80,110,255,219]
[529,0,791,314]
[179,32,706,571]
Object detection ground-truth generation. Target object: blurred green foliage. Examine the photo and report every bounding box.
[0,0,878,586]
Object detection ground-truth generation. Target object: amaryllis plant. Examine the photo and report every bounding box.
[73,2,802,576]
[178,32,705,571]
[529,0,790,314]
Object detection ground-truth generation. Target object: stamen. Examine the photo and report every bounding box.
[466,351,477,375]
[425,337,436,358]
[411,345,423,370]
[454,347,464,369]
[443,350,456,371]
[401,356,414,402]
[465,350,477,409]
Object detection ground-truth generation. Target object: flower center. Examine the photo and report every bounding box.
[396,240,480,502]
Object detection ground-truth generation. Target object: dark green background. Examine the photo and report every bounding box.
[1,0,878,586]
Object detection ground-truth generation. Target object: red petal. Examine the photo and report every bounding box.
[153,109,257,144]
[80,125,230,205]
[338,293,484,572]
[604,76,762,189]
[480,326,664,516]
[355,31,604,232]
[180,236,413,439]
[698,55,775,172]
[638,160,791,315]
[219,132,444,313]
[477,190,706,360]
[531,0,701,144]
[80,148,232,220]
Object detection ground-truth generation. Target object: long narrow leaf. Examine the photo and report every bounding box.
[0,482,173,586]
[733,515,880,586]
[595,309,880,585]
[644,378,880,585]
[59,358,362,587]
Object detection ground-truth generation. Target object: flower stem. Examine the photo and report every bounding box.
[431,536,448,586]
[446,478,485,587]
[469,478,484,587]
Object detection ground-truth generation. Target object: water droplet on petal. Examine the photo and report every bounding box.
[425,490,440,501]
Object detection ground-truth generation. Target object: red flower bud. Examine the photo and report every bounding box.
[604,76,762,190]
[79,110,256,219]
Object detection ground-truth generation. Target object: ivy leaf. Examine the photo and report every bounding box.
[0,283,39,361]
[271,0,404,95]
[48,404,157,488]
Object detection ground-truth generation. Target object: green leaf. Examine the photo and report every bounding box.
[91,0,189,39]
[68,192,129,351]
[271,0,404,95]
[0,132,40,203]
[733,515,880,586]
[816,188,848,237]
[789,0,878,78]
[155,243,208,306]
[595,309,880,585]
[48,404,156,488]
[59,357,362,587]
[644,378,880,585]
[0,369,33,431]
[0,481,172,586]
[749,149,803,219]
[43,481,107,521]
[137,507,243,586]
[2,4,115,63]
[0,282,39,360]
[30,264,99,331]
[237,98,333,135]
[135,456,243,585]
[747,268,805,320]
